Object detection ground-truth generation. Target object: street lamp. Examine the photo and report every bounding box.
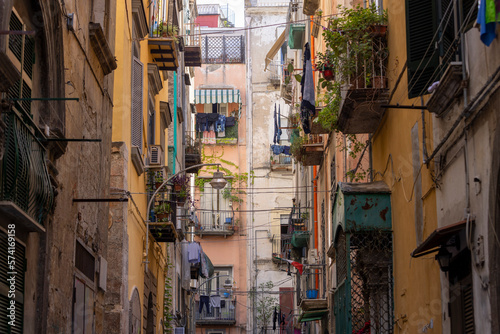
[145,163,227,270]
[189,274,234,334]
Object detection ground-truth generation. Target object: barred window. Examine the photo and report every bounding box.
[201,35,245,64]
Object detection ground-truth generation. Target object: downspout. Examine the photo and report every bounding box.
[313,166,318,290]
[421,96,428,163]
[245,15,256,334]
[173,71,178,174]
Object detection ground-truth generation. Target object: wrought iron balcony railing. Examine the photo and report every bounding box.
[0,105,53,229]
[195,210,235,235]
[195,299,236,324]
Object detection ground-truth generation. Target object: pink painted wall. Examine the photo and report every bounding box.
[193,61,248,332]
[195,15,219,28]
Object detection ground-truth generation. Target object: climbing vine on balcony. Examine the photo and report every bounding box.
[195,145,255,205]
[163,248,174,333]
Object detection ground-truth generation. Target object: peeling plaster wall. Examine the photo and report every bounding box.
[246,3,295,330]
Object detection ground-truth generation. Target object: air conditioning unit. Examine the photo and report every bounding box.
[149,145,162,165]
[174,327,185,334]
[308,249,318,264]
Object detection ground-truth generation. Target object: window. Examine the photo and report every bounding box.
[6,9,34,115]
[73,277,95,334]
[131,56,144,152]
[148,95,155,145]
[199,267,232,296]
[199,182,232,229]
[204,103,228,116]
[449,249,474,334]
[405,0,477,98]
[73,241,95,333]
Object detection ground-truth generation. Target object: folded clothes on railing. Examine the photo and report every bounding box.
[225,116,236,127]
[271,145,291,156]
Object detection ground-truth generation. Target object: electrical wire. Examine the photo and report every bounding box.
[173,13,340,39]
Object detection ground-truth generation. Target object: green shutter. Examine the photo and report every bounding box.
[131,57,144,152]
[406,0,440,98]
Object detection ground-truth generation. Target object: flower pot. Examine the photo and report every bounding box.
[369,24,388,37]
[155,182,163,190]
[373,76,387,89]
[322,69,334,81]
[306,289,318,299]
[156,213,168,221]
[174,184,182,191]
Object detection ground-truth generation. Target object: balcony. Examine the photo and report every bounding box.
[272,233,292,263]
[0,105,54,232]
[184,23,202,67]
[302,136,324,166]
[201,35,245,64]
[195,210,235,236]
[336,33,390,134]
[195,298,236,325]
[185,134,202,173]
[148,18,179,71]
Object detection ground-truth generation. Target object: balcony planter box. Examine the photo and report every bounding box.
[303,0,320,15]
[289,24,305,49]
[306,289,318,299]
[291,231,310,248]
[337,88,389,134]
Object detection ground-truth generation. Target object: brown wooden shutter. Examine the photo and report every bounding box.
[405,0,440,98]
[131,56,144,152]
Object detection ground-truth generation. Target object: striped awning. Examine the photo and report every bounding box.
[194,89,241,104]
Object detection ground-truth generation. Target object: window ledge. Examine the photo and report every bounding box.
[131,146,145,176]
[89,23,117,75]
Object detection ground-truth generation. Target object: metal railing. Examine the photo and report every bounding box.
[194,298,236,322]
[0,106,54,225]
[196,210,234,232]
[272,233,292,260]
[185,22,201,47]
[201,35,245,64]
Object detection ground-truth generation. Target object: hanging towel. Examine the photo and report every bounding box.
[273,104,278,144]
[282,146,291,156]
[271,145,285,155]
[187,242,201,263]
[210,295,221,308]
[273,307,277,331]
[225,116,236,127]
[277,105,282,143]
[301,43,315,134]
[477,0,499,46]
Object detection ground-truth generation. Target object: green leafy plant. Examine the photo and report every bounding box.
[319,4,388,88]
[250,281,280,330]
[154,202,172,215]
[163,249,174,333]
[290,134,305,163]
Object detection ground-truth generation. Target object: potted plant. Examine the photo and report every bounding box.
[319,4,388,89]
[157,22,178,39]
[154,202,172,221]
[154,172,164,190]
[171,174,189,192]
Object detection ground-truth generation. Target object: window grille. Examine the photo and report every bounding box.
[131,57,144,152]
[201,35,244,64]
[335,230,393,334]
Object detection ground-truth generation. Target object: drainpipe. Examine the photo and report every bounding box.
[245,15,256,334]
[313,166,318,290]
[458,0,469,109]
[173,71,178,174]
[421,96,428,163]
